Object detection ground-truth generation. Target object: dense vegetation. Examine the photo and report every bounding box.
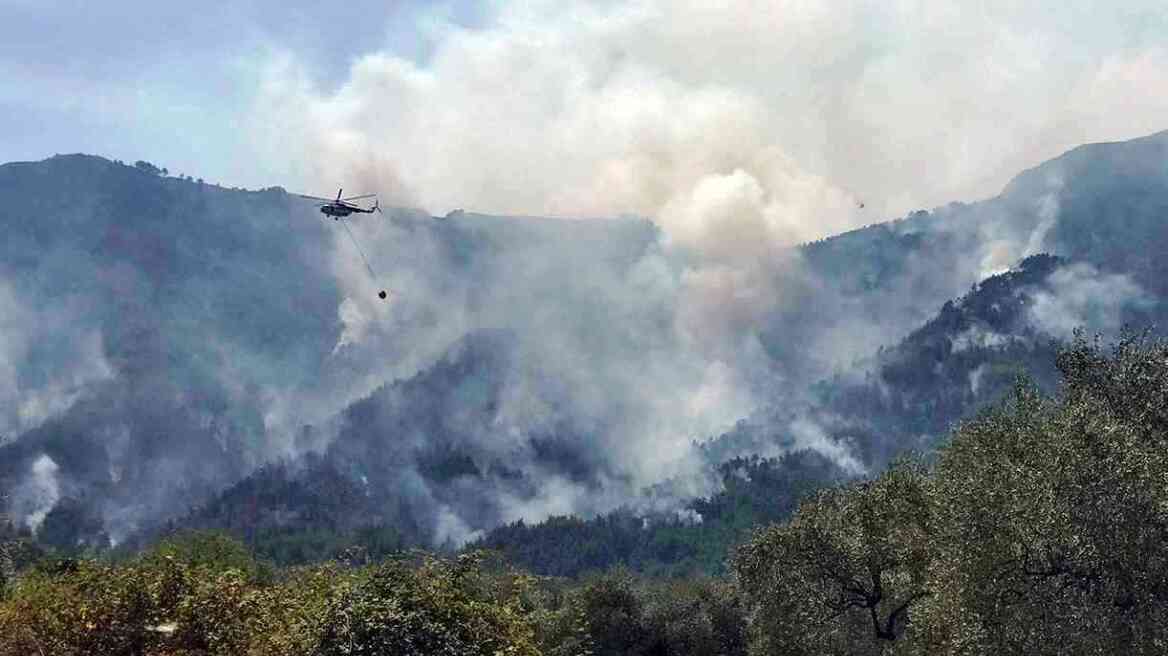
[5,332,1168,653]
[121,445,847,576]
[734,331,1168,654]
[471,450,846,578]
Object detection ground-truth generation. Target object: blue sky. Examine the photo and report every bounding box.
[0,1,490,185]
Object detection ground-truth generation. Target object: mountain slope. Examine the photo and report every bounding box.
[2,129,1167,553]
[789,129,1168,369]
[0,157,344,544]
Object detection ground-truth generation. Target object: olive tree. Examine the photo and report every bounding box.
[917,336,1168,654]
[733,461,933,655]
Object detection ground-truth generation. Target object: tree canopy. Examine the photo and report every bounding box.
[733,331,1168,654]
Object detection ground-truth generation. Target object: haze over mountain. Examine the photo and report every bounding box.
[1,130,1166,551]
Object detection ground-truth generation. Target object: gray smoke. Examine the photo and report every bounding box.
[5,0,1168,542]
[0,281,114,438]
[253,2,1168,225]
[247,1,1168,383]
[1028,263,1150,340]
[9,454,60,533]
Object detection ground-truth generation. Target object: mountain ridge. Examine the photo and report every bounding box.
[2,130,1166,561]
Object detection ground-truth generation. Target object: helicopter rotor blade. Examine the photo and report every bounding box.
[339,194,376,201]
[336,188,343,202]
[296,194,337,202]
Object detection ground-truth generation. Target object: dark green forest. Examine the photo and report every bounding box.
[5,333,1168,654]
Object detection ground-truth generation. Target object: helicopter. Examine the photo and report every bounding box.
[298,189,382,220]
[298,188,391,300]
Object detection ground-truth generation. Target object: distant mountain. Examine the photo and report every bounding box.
[787,129,1168,371]
[775,131,1168,465]
[0,156,341,546]
[163,130,1167,573]
[154,331,606,548]
[473,217,1164,576]
[0,156,669,548]
[2,130,1167,558]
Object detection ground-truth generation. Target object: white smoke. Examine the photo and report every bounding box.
[252,2,1168,224]
[246,0,1168,402]
[968,363,989,396]
[251,3,875,390]
[1028,264,1149,339]
[950,326,1011,354]
[9,454,61,533]
[0,282,114,439]
[788,418,866,476]
[1022,180,1065,259]
[966,171,1066,282]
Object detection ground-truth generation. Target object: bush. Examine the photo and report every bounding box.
[0,562,155,656]
[317,551,540,656]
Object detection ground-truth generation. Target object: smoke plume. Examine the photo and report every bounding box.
[4,0,1168,544]
[9,454,60,533]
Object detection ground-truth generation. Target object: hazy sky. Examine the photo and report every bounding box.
[4,1,1168,231]
[0,0,487,183]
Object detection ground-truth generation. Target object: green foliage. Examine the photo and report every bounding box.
[734,461,933,655]
[316,551,540,656]
[527,577,594,656]
[0,561,155,656]
[247,563,359,656]
[577,570,645,656]
[916,333,1168,654]
[0,532,295,656]
[0,518,21,600]
[0,537,544,656]
[734,332,1168,654]
[168,567,257,655]
[473,451,844,578]
[248,524,406,567]
[639,578,749,656]
[552,570,749,656]
[144,529,267,580]
[134,160,162,176]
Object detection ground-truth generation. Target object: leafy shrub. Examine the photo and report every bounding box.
[317,551,540,656]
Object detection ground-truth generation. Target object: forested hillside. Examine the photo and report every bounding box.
[3,131,1167,572]
[142,253,1103,574]
[470,450,847,577]
[472,250,1142,576]
[5,334,1168,654]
